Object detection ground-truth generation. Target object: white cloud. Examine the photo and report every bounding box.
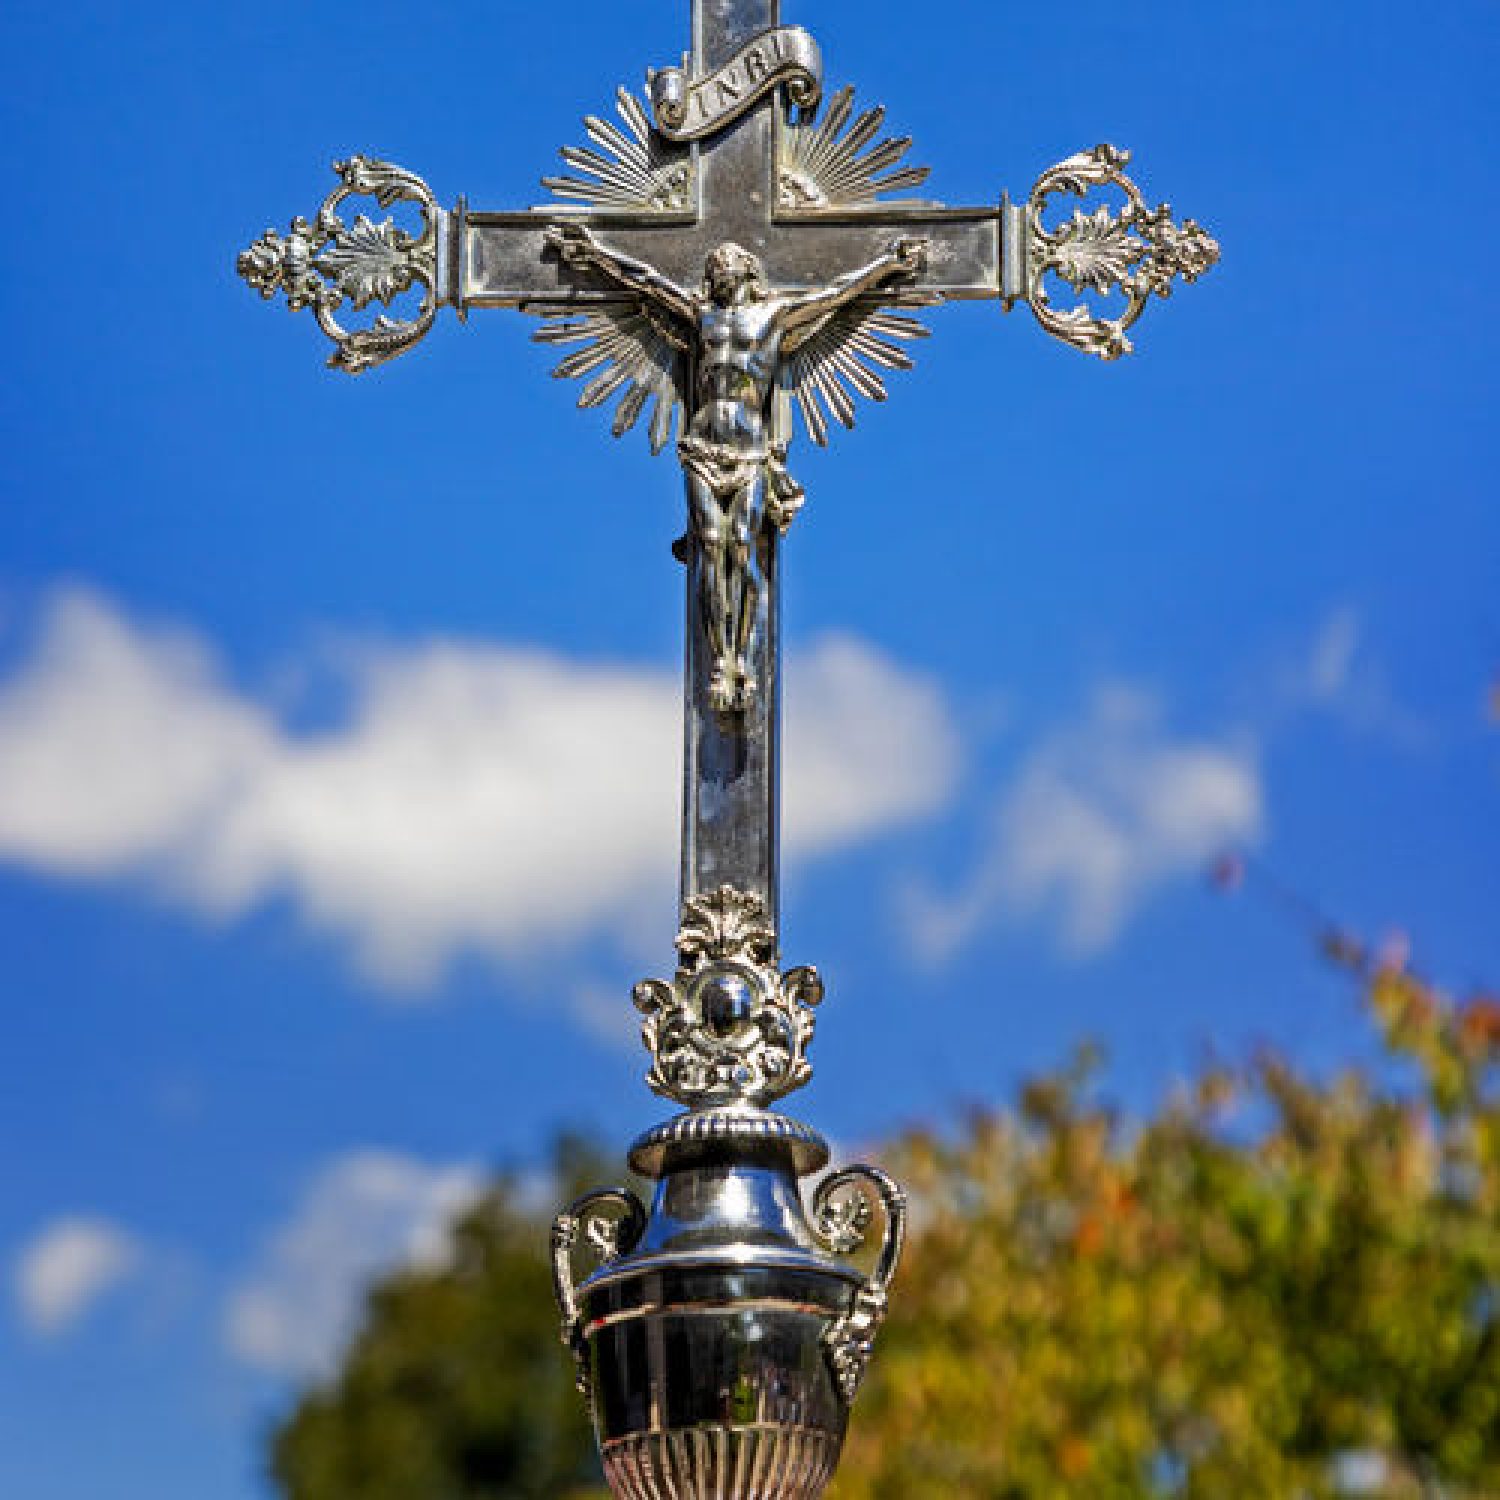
[13,1217,142,1336]
[909,684,1263,961]
[0,589,959,994]
[1306,607,1362,704]
[1279,607,1427,748]
[784,632,962,856]
[0,593,273,879]
[224,1152,481,1380]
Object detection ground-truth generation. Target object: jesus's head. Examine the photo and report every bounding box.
[704,243,766,306]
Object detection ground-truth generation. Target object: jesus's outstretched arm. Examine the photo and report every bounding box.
[544,224,697,325]
[780,237,929,348]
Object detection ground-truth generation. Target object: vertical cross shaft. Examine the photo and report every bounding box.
[681,0,784,934]
[697,0,779,71]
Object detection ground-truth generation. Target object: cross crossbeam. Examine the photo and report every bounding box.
[453,204,1001,310]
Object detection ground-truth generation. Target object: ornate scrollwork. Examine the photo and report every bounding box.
[649,26,823,144]
[551,1188,648,1398]
[633,886,824,1108]
[237,155,439,373]
[813,1166,907,1403]
[1012,143,1219,360]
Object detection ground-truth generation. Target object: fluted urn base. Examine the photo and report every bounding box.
[552,1111,904,1500]
[602,1426,842,1499]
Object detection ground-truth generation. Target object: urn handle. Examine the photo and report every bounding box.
[551,1187,647,1397]
[812,1165,907,1402]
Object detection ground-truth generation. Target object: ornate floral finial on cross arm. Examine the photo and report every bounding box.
[1001,143,1222,360]
[238,156,438,373]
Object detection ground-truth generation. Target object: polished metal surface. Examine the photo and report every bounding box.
[627,1109,829,1179]
[236,1,1219,1492]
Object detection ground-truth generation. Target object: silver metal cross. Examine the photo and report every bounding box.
[239,3,1220,1480]
[239,0,1218,1094]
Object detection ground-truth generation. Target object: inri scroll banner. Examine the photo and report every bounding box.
[650,26,823,141]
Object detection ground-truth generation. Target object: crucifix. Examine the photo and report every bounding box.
[239,2,1218,1493]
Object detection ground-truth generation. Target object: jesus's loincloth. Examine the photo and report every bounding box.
[678,437,806,534]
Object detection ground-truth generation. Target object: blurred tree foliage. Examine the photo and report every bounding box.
[839,946,1499,1498]
[270,1135,612,1500]
[272,952,1497,1499]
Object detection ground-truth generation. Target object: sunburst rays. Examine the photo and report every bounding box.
[778,87,933,210]
[542,88,693,214]
[781,301,934,447]
[533,81,937,451]
[533,303,685,453]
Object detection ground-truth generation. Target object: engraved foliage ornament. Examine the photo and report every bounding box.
[813,1166,908,1402]
[237,156,439,373]
[1013,143,1220,360]
[633,886,825,1108]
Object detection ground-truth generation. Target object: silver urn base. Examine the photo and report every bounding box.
[553,1111,904,1500]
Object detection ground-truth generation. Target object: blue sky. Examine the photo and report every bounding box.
[1,1,1496,1496]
